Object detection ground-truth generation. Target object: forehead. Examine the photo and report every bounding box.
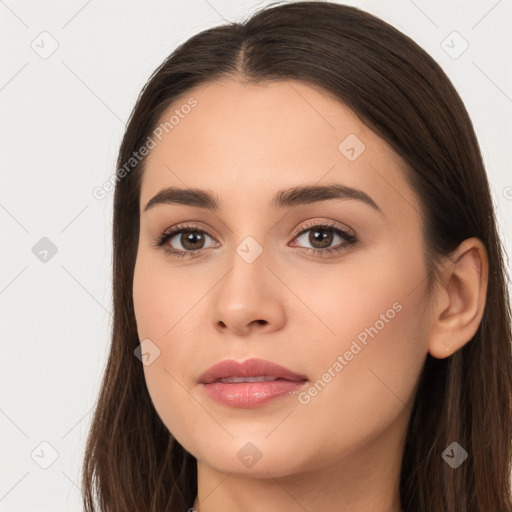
[139,78,419,220]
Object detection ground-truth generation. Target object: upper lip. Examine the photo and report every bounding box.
[198,358,308,384]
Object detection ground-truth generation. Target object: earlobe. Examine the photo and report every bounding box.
[427,237,489,359]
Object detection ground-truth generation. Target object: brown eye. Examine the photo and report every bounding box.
[178,230,206,251]
[154,223,219,258]
[307,228,334,249]
[292,224,356,252]
[167,229,216,252]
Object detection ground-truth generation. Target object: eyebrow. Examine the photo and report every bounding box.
[143,184,382,214]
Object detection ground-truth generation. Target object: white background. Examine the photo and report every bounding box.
[1,1,511,510]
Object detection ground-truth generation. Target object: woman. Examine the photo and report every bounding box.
[81,1,512,510]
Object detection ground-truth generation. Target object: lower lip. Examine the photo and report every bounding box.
[201,380,308,408]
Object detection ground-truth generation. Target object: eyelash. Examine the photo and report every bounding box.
[153,220,358,259]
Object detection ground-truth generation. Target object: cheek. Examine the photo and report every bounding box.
[133,255,206,448]
[132,249,218,411]
[294,244,430,448]
[132,249,201,342]
[300,239,428,351]
[133,259,203,389]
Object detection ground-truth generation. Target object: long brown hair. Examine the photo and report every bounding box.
[81,1,512,510]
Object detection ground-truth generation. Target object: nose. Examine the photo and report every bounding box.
[211,248,286,337]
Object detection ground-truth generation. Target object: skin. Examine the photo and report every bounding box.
[132,78,488,512]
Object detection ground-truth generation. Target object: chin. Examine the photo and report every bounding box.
[187,435,310,479]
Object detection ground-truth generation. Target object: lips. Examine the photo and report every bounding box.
[198,358,308,408]
[198,358,307,384]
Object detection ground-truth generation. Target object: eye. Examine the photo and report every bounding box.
[290,221,357,257]
[153,223,217,258]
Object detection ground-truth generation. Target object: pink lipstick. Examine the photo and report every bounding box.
[198,358,308,408]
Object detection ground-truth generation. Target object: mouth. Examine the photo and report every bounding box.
[198,358,308,408]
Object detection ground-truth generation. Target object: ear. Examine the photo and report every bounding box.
[428,237,489,359]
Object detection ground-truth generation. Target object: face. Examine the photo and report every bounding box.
[133,78,431,478]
